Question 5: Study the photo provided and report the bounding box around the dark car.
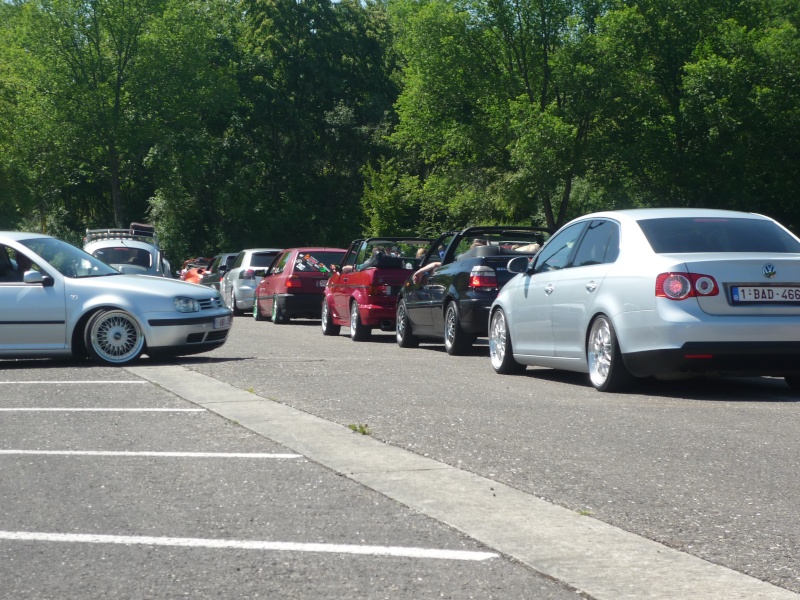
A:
[322,237,434,340]
[199,252,238,291]
[254,247,346,323]
[395,226,549,355]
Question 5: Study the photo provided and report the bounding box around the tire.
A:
[321,298,341,336]
[230,290,243,316]
[349,300,371,341]
[785,376,800,394]
[84,309,145,366]
[443,301,476,356]
[396,298,419,348]
[587,314,634,392]
[253,297,265,321]
[489,308,526,374]
[272,295,289,324]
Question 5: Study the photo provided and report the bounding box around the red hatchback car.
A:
[253,247,346,323]
[322,237,434,341]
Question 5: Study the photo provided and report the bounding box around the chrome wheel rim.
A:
[489,311,507,369]
[321,301,329,331]
[444,305,456,346]
[90,311,143,364]
[588,317,612,387]
[350,302,358,330]
[396,302,407,340]
[272,297,277,321]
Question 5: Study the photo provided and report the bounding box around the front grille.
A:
[206,330,228,342]
[186,333,205,343]
[198,297,224,310]
[186,330,229,344]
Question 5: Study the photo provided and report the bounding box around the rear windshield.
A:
[251,252,279,267]
[637,217,800,254]
[92,247,153,268]
[294,252,344,273]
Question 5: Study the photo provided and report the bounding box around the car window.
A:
[20,237,118,278]
[270,252,292,274]
[92,247,153,268]
[251,252,277,268]
[571,220,620,267]
[637,217,800,253]
[534,222,586,273]
[231,252,245,268]
[294,252,342,273]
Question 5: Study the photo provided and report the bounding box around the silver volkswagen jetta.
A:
[0,232,232,365]
[489,208,800,393]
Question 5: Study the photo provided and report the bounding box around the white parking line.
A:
[0,450,301,458]
[0,531,497,561]
[0,408,204,412]
[0,381,147,384]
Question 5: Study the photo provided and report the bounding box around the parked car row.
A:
[241,209,800,395]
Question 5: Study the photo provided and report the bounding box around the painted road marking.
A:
[0,381,147,384]
[0,408,204,412]
[0,450,301,458]
[0,531,497,561]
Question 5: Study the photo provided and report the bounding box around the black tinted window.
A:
[534,222,586,273]
[638,217,800,253]
[251,252,278,267]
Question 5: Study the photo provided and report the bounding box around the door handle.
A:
[545,284,554,295]
[586,281,597,292]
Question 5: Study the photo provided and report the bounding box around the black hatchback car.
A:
[396,226,549,355]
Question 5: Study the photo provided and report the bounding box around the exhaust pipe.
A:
[380,320,394,331]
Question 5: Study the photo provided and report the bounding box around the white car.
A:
[0,232,232,365]
[84,223,173,278]
[488,208,800,392]
[220,248,282,315]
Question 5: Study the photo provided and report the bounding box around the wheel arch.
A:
[71,305,149,358]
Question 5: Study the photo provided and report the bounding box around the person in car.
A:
[9,252,35,281]
[412,239,487,283]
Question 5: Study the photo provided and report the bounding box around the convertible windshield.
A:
[20,237,121,278]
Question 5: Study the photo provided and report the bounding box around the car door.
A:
[328,242,360,320]
[513,222,588,358]
[0,247,67,352]
[403,233,454,332]
[337,241,366,317]
[261,251,291,313]
[551,219,620,359]
[221,252,244,306]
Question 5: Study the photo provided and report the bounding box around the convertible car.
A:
[395,226,549,355]
[322,237,434,340]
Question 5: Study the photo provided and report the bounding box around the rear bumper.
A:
[456,298,492,335]
[623,342,800,378]
[357,302,398,327]
[277,293,325,318]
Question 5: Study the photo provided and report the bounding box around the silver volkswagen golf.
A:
[0,232,232,365]
[488,208,800,393]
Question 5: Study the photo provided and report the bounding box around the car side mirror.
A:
[506,256,531,275]
[253,269,267,277]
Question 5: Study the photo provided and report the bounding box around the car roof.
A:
[240,248,283,254]
[0,232,52,242]
[84,239,159,252]
[574,207,771,224]
[281,247,347,253]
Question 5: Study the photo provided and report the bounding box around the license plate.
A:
[213,315,232,329]
[317,279,328,287]
[731,286,800,303]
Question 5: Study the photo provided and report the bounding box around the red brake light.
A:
[656,272,719,300]
[469,266,497,290]
[242,269,255,280]
[285,275,302,288]
[368,285,390,296]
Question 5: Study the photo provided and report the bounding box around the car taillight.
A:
[242,269,255,280]
[368,285,390,296]
[286,275,302,288]
[656,272,719,300]
[469,266,497,290]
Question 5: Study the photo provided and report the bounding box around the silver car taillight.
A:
[656,272,719,300]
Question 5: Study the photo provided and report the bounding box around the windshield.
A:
[20,237,120,278]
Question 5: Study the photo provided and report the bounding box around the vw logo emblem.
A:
[763,264,777,279]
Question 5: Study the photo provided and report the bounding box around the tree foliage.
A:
[0,0,798,260]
